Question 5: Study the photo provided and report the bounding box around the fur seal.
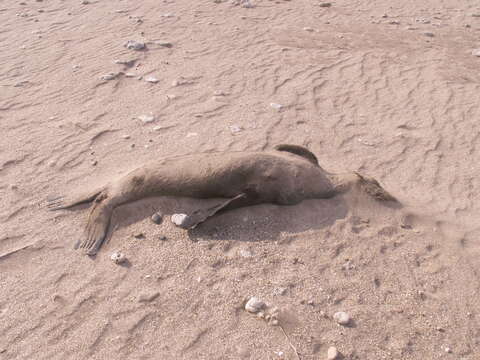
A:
[47,144,396,255]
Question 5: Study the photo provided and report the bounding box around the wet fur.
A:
[47,145,397,255]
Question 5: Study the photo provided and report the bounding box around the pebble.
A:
[110,252,126,264]
[327,346,339,360]
[270,102,283,111]
[273,287,287,296]
[245,297,265,313]
[133,232,145,239]
[122,134,131,139]
[319,2,331,7]
[91,160,98,166]
[333,311,351,325]
[472,49,480,57]
[114,59,136,67]
[145,76,159,83]
[138,291,160,303]
[124,40,146,51]
[239,249,253,258]
[230,125,243,134]
[423,32,435,37]
[303,27,314,32]
[471,13,480,17]
[171,213,188,227]
[138,114,155,123]
[444,346,452,353]
[153,40,173,48]
[151,212,163,224]
[125,73,136,77]
[100,73,118,81]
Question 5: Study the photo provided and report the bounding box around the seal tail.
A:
[46,187,104,211]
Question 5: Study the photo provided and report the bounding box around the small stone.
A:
[122,134,131,139]
[257,311,265,318]
[472,49,480,57]
[171,213,188,227]
[110,252,126,264]
[333,311,350,325]
[444,347,452,353]
[471,13,480,17]
[125,73,136,77]
[273,287,287,296]
[307,299,314,305]
[154,40,173,48]
[327,346,339,360]
[114,59,136,67]
[239,249,253,258]
[138,114,155,123]
[100,73,118,81]
[159,235,167,241]
[245,297,265,313]
[145,76,159,83]
[124,40,146,51]
[230,125,243,134]
[133,232,145,239]
[151,212,162,224]
[423,32,435,37]
[303,27,314,32]
[270,102,283,111]
[319,2,331,7]
[91,160,98,166]
[81,0,89,4]
[138,291,160,303]
[269,319,279,326]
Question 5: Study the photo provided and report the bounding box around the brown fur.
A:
[47,145,396,255]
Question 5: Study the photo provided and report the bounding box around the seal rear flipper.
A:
[75,200,113,255]
[274,144,319,166]
[180,192,255,229]
[46,187,104,211]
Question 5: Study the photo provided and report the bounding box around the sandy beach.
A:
[1,0,480,358]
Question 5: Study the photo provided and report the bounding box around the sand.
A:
[1,0,480,359]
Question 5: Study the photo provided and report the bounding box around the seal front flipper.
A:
[180,192,256,229]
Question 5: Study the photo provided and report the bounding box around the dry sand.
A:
[1,0,480,359]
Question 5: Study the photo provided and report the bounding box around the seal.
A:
[47,144,396,255]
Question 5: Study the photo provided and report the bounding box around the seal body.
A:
[47,145,395,255]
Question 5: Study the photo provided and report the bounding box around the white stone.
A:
[100,73,118,81]
[171,213,188,227]
[124,40,145,50]
[145,76,159,83]
[110,252,126,264]
[138,114,155,123]
[472,49,480,57]
[327,346,339,359]
[333,311,350,325]
[239,249,253,257]
[245,297,265,313]
[230,125,243,134]
[270,102,283,111]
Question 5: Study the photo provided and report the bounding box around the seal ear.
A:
[354,172,397,202]
[274,144,319,166]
